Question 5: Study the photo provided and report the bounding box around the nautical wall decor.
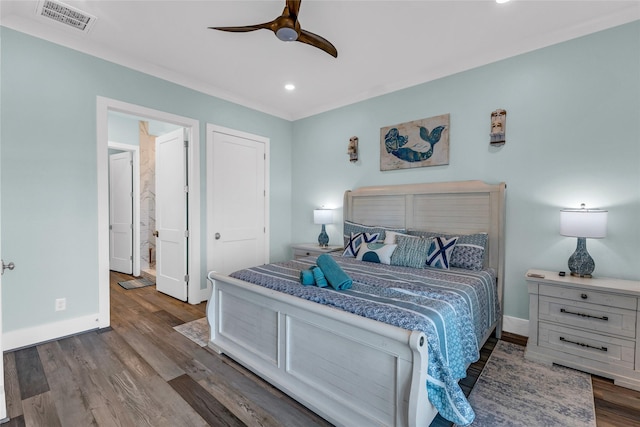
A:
[490,109,507,146]
[380,114,449,171]
[348,136,359,163]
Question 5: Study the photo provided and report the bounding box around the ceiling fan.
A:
[209,0,338,58]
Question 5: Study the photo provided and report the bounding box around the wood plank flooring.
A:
[2,271,639,426]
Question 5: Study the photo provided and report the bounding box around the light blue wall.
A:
[1,20,638,339]
[108,113,139,145]
[1,27,293,333]
[291,21,640,321]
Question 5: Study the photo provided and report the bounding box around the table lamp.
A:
[560,204,607,278]
[313,209,333,247]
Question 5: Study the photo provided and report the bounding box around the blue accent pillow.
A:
[408,231,487,270]
[343,220,406,246]
[356,243,397,265]
[390,235,433,269]
[426,236,459,269]
[342,232,380,257]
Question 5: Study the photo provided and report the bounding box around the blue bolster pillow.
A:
[299,269,315,286]
[317,254,353,290]
[310,266,328,288]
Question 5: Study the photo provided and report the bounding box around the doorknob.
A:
[153,230,159,237]
[215,233,221,240]
[1,259,15,275]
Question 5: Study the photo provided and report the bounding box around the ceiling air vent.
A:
[35,0,97,33]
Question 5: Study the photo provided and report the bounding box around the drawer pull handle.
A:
[580,293,588,299]
[560,308,608,321]
[559,336,608,352]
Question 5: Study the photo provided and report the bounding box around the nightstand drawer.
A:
[293,248,317,258]
[539,322,635,369]
[539,296,637,338]
[539,284,637,310]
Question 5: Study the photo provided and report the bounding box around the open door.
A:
[109,151,133,274]
[155,128,188,301]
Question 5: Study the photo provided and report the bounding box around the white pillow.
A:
[383,230,411,244]
[356,243,398,265]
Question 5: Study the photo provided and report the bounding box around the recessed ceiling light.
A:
[284,83,295,91]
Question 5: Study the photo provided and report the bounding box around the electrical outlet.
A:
[55,298,66,311]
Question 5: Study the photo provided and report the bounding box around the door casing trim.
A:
[97,96,202,328]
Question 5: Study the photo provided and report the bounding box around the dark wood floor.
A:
[3,271,640,426]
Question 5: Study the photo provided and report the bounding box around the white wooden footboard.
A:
[207,271,437,427]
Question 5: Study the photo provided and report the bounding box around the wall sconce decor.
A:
[313,209,333,247]
[348,136,359,163]
[560,203,608,278]
[490,109,507,146]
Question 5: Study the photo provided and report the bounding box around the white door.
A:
[109,151,133,274]
[208,129,267,275]
[156,128,188,301]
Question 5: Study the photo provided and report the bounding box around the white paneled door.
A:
[155,128,188,301]
[109,151,133,274]
[207,128,268,276]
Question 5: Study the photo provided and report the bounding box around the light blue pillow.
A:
[426,236,459,270]
[356,243,397,265]
[390,235,433,269]
[342,232,380,257]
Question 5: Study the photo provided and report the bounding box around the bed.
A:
[206,180,506,427]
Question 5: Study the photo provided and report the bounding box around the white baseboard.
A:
[502,315,529,337]
[3,314,101,351]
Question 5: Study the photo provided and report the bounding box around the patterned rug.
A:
[117,277,155,290]
[459,341,596,427]
[173,317,209,347]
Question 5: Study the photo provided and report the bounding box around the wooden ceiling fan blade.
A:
[286,0,301,18]
[298,29,338,58]
[209,21,273,33]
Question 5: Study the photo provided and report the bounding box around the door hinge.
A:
[130,191,134,198]
[184,185,189,193]
[184,230,189,238]
[109,224,113,230]
[129,256,133,261]
[184,140,188,148]
[184,274,189,282]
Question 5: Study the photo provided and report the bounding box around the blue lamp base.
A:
[318,224,329,247]
[568,237,595,278]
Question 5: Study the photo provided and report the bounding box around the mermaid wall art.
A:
[380,114,450,171]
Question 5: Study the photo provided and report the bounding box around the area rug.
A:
[173,317,209,347]
[458,341,596,427]
[117,277,155,290]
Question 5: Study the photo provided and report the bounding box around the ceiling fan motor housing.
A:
[276,26,298,41]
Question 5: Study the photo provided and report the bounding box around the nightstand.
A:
[525,269,640,391]
[291,243,343,259]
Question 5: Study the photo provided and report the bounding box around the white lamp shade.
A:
[313,209,333,225]
[560,209,607,238]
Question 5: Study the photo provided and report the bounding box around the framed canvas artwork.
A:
[380,114,449,171]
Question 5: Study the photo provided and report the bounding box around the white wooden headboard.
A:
[343,180,506,308]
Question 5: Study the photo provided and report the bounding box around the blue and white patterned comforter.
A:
[229,255,500,425]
